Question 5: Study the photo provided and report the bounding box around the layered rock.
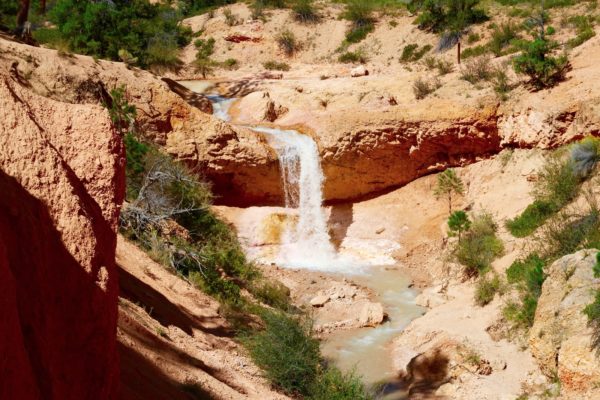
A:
[0,68,124,398]
[529,250,600,395]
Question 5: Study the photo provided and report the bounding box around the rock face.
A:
[233,91,288,124]
[0,69,124,398]
[529,250,600,394]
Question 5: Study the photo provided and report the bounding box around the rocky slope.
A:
[0,67,124,399]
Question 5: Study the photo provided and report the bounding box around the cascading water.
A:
[251,126,351,270]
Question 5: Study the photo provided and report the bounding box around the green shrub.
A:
[541,208,600,260]
[401,43,432,62]
[448,210,471,241]
[534,153,579,207]
[513,29,569,89]
[475,274,502,306]
[223,8,237,26]
[455,212,504,276]
[221,58,239,69]
[309,366,373,400]
[263,60,291,71]
[277,29,300,56]
[293,0,319,23]
[342,0,375,44]
[593,252,600,278]
[245,310,320,395]
[506,200,557,237]
[251,281,291,311]
[338,48,368,63]
[506,254,545,291]
[145,33,182,71]
[410,0,487,33]
[489,22,520,57]
[567,15,596,49]
[461,44,488,59]
[492,67,511,100]
[49,0,191,67]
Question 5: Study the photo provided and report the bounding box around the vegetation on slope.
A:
[106,86,374,399]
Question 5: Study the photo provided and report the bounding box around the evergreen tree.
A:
[434,169,465,214]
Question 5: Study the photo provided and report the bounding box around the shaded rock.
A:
[161,78,213,114]
[529,250,600,393]
[234,91,288,123]
[0,73,124,399]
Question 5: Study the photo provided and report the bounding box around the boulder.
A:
[0,72,124,399]
[529,250,600,394]
[310,295,330,307]
[351,65,369,77]
[234,91,288,124]
[358,302,385,327]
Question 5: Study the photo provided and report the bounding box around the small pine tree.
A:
[434,169,465,214]
[513,1,568,89]
[448,210,471,242]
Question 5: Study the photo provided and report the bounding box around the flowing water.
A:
[199,91,423,392]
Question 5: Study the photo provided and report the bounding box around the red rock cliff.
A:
[0,72,125,399]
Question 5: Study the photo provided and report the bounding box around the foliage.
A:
[570,137,600,178]
[223,8,237,26]
[338,49,368,64]
[412,76,439,99]
[506,200,556,237]
[251,281,292,311]
[49,0,191,67]
[401,43,432,62]
[567,15,596,48]
[409,0,488,36]
[194,37,216,78]
[263,60,291,70]
[460,56,493,83]
[342,0,375,44]
[512,12,569,89]
[448,210,471,241]
[104,85,137,135]
[583,290,600,351]
[436,59,454,75]
[492,67,511,100]
[455,212,504,276]
[145,33,182,71]
[593,252,600,278]
[461,44,487,59]
[433,168,464,213]
[293,0,319,23]
[489,22,521,56]
[244,310,320,396]
[506,254,545,291]
[309,366,373,400]
[474,274,502,306]
[277,29,300,56]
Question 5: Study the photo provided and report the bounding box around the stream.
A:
[183,85,423,395]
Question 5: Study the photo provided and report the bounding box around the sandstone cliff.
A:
[0,70,125,398]
[529,250,600,397]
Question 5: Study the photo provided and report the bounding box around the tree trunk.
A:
[40,0,46,14]
[448,192,452,215]
[457,40,461,65]
[16,0,30,35]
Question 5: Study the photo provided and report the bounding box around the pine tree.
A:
[434,169,464,214]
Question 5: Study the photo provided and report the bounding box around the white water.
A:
[251,126,358,271]
[205,95,237,122]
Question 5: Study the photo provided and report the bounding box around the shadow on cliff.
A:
[0,170,118,399]
[118,266,234,338]
[376,349,450,400]
[327,203,354,251]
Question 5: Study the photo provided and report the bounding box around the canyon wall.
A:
[0,70,125,398]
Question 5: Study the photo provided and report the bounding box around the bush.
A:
[513,33,569,89]
[293,0,319,23]
[338,48,368,63]
[571,137,600,178]
[492,67,511,100]
[263,60,291,71]
[461,44,488,59]
[533,152,579,207]
[474,274,502,306]
[506,254,545,289]
[251,281,291,311]
[342,0,374,44]
[309,366,373,400]
[460,56,493,84]
[49,0,191,67]
[455,212,504,276]
[277,29,300,56]
[506,200,557,237]
[245,311,320,395]
[223,8,237,26]
[413,77,439,99]
[436,59,454,75]
[221,58,239,69]
[145,33,182,71]
[401,43,432,63]
[489,22,520,57]
[567,15,596,49]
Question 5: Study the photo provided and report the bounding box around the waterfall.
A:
[207,95,361,271]
[251,127,346,269]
